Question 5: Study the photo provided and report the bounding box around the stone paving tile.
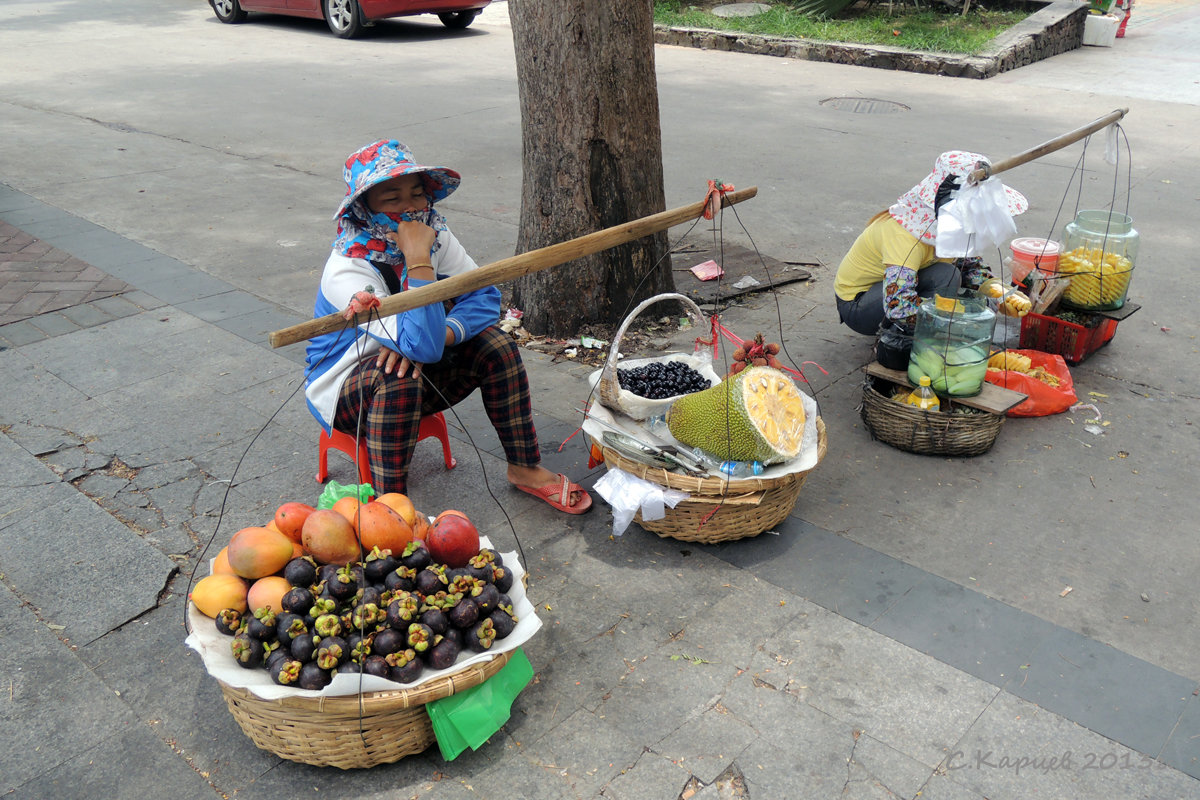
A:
[1008,627,1196,762]
[935,691,1200,800]
[7,721,221,800]
[0,584,143,795]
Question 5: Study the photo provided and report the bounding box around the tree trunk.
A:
[508,0,673,338]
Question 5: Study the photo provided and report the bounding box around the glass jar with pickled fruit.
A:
[1058,210,1138,311]
[907,292,996,397]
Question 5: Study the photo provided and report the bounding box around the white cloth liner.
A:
[184,536,541,701]
[582,390,821,478]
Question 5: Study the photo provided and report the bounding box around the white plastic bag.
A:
[936,178,1018,258]
[593,468,690,537]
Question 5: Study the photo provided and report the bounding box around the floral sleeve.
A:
[956,257,993,291]
[882,263,921,327]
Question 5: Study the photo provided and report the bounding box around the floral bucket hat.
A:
[333,139,461,220]
[889,150,1028,244]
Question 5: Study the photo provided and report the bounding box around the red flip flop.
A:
[516,473,593,515]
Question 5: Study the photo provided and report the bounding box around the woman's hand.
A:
[387,221,436,266]
[376,346,423,380]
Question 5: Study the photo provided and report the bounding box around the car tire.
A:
[325,0,365,38]
[438,10,480,29]
[211,0,248,23]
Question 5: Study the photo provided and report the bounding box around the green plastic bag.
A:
[316,480,375,510]
[426,648,534,761]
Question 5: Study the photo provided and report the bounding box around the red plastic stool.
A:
[317,412,456,484]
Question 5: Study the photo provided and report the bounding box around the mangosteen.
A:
[386,593,421,629]
[423,635,461,670]
[478,547,503,567]
[406,622,434,653]
[298,661,332,691]
[442,626,464,647]
[448,574,483,599]
[465,618,497,653]
[414,566,447,596]
[384,566,417,594]
[265,646,291,672]
[371,627,406,657]
[315,635,349,669]
[312,612,342,639]
[281,586,316,616]
[359,585,384,609]
[488,607,516,640]
[351,601,383,631]
[338,606,356,634]
[336,660,362,675]
[290,633,318,663]
[475,583,500,616]
[327,564,360,603]
[283,555,318,588]
[363,547,400,585]
[270,658,303,686]
[420,607,448,636]
[496,593,513,612]
[359,654,388,678]
[443,566,471,584]
[490,565,515,594]
[317,562,341,586]
[214,608,243,636]
[447,596,480,630]
[347,632,373,663]
[275,612,308,648]
[421,590,457,612]
[466,553,495,583]
[231,633,265,668]
[386,649,423,684]
[399,540,432,571]
[308,596,338,621]
[245,607,278,642]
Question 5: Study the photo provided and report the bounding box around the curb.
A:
[653,0,1088,78]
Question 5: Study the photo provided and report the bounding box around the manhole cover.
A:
[712,3,771,17]
[819,97,911,114]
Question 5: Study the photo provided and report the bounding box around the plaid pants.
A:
[333,325,540,494]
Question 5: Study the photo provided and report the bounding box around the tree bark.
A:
[508,0,673,338]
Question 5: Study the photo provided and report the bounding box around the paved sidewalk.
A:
[2,186,1198,799]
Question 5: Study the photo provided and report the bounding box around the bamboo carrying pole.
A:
[268,186,758,349]
[967,107,1128,184]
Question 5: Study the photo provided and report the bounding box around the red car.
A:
[209,0,492,38]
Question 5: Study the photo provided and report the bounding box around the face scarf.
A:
[331,197,448,286]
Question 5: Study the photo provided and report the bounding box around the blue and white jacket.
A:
[304,228,500,432]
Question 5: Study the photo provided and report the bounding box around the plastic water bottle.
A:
[689,447,764,479]
[719,459,765,479]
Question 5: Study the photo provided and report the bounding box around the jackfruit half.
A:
[666,366,807,464]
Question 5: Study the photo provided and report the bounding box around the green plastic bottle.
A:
[903,376,941,412]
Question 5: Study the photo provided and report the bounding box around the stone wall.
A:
[653,1,1089,79]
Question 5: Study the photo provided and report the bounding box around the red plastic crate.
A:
[1019,311,1118,364]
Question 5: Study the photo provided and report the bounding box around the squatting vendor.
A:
[834,150,1030,338]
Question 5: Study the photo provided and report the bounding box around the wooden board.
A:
[865,361,1028,415]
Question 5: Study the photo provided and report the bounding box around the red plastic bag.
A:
[984,349,1077,417]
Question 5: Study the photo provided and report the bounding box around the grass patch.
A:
[653,1,1032,55]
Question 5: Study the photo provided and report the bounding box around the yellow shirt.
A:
[834,214,937,301]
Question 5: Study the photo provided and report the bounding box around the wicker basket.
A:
[860,376,1004,456]
[596,417,827,543]
[218,650,512,769]
[597,292,714,420]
